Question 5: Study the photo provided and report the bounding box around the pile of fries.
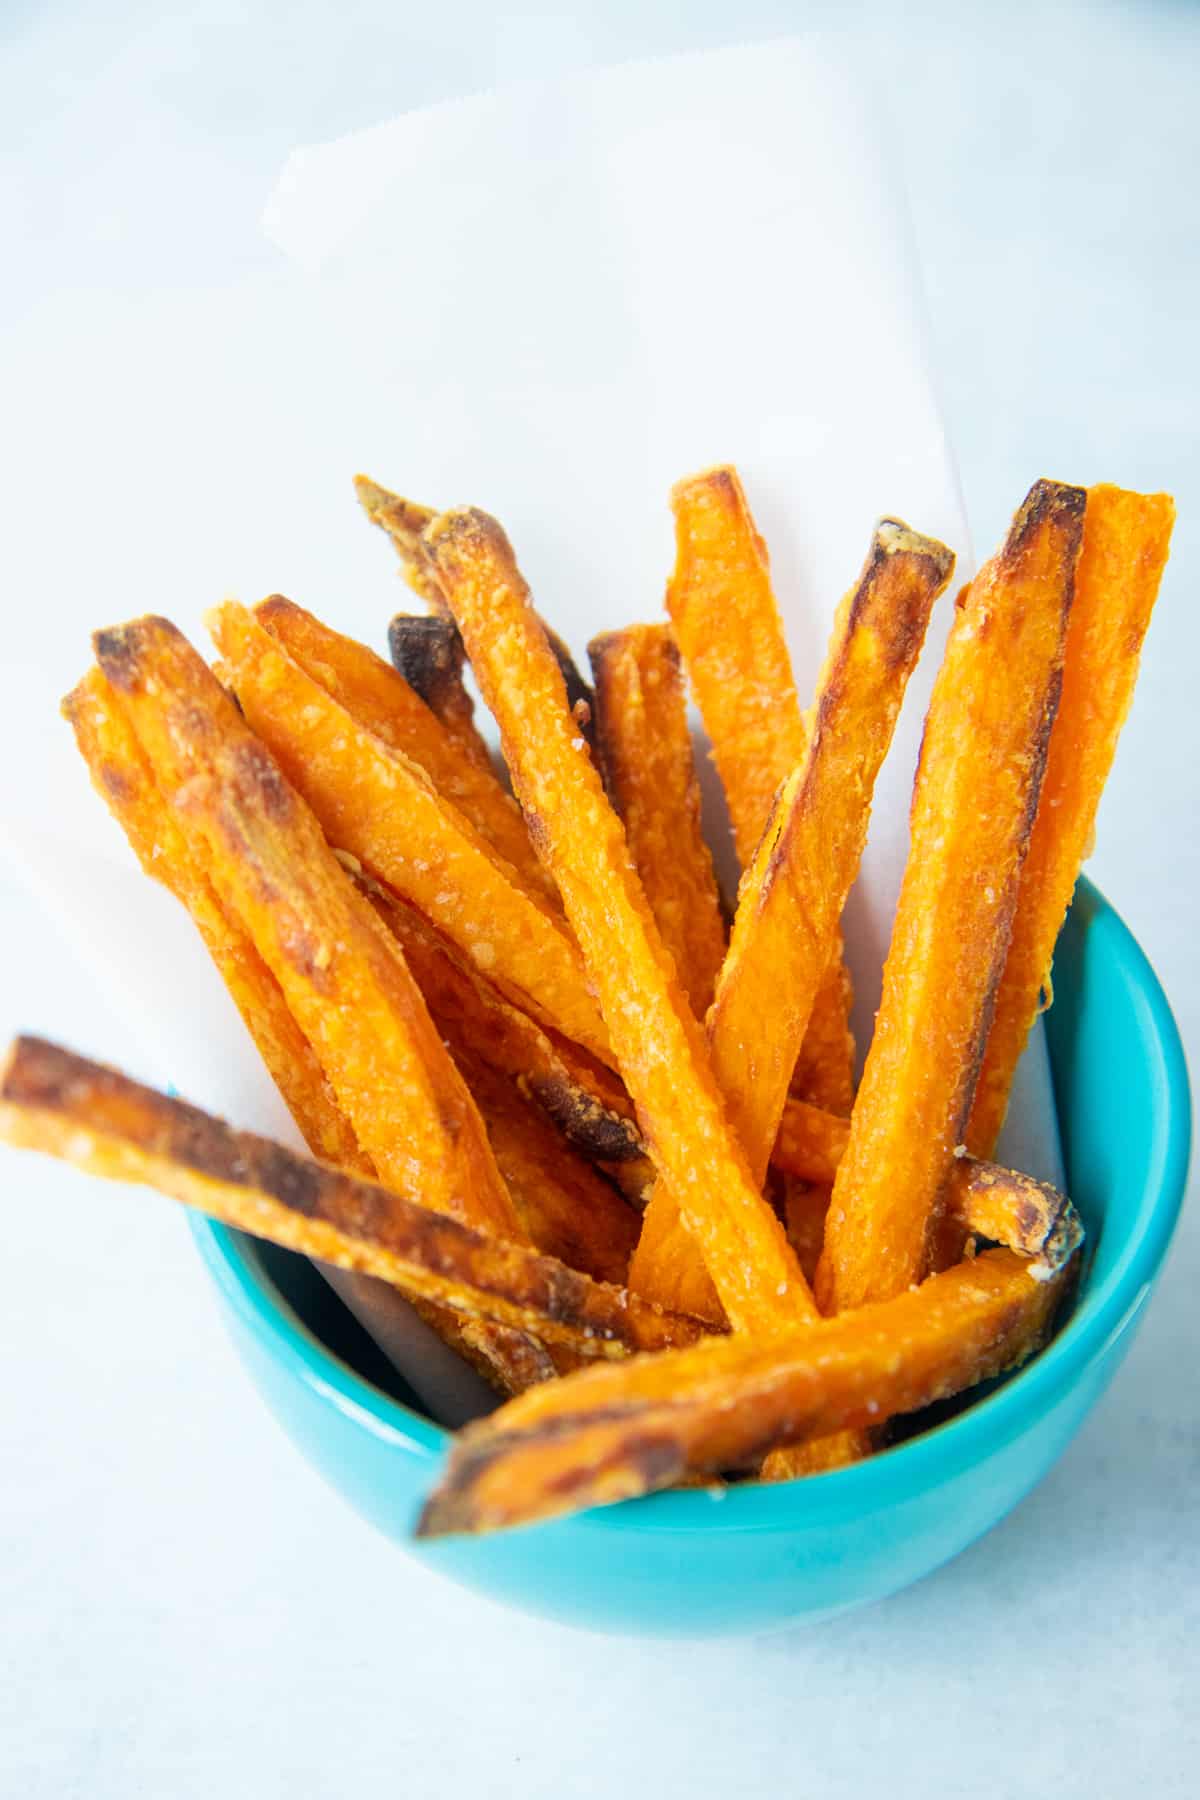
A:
[0,466,1173,1536]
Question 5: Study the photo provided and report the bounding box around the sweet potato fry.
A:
[630,1146,1080,1331]
[256,595,554,902]
[62,667,368,1176]
[772,1095,848,1184]
[387,612,496,777]
[771,1101,1081,1266]
[588,624,727,1017]
[62,663,553,1393]
[708,519,952,1177]
[355,475,442,607]
[416,1246,1071,1535]
[0,1038,705,1361]
[207,602,611,1064]
[453,1049,638,1287]
[817,479,1086,1313]
[967,484,1175,1155]
[630,519,953,1321]
[359,472,597,747]
[92,615,525,1242]
[353,873,643,1164]
[425,507,812,1336]
[667,465,855,1112]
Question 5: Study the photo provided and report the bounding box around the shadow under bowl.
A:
[189,878,1190,1636]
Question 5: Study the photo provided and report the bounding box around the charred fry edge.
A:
[0,1038,707,1360]
[417,1246,1072,1535]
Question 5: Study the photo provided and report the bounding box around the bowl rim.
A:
[190,877,1191,1535]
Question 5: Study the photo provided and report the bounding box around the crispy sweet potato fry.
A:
[967,484,1175,1155]
[667,465,855,1112]
[425,507,813,1336]
[630,1148,1080,1331]
[417,1246,1071,1535]
[256,596,554,902]
[61,664,551,1393]
[630,519,953,1323]
[588,624,727,1017]
[772,1094,849,1184]
[359,472,597,747]
[0,1038,705,1361]
[387,612,496,777]
[355,476,443,607]
[93,615,526,1242]
[62,668,368,1175]
[207,602,611,1064]
[817,479,1086,1313]
[453,1049,638,1287]
[354,873,643,1165]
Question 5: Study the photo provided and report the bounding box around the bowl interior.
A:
[193,876,1190,1530]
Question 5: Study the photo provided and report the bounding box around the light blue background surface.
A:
[1,3,1196,1794]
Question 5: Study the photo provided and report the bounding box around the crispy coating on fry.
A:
[711,519,952,1178]
[62,667,368,1175]
[357,876,644,1164]
[631,519,953,1325]
[355,476,442,606]
[588,624,727,1017]
[417,1247,1070,1535]
[772,1094,849,1184]
[93,615,525,1242]
[62,662,549,1394]
[632,1150,1081,1329]
[667,467,805,856]
[208,602,611,1064]
[817,479,1086,1313]
[257,596,554,901]
[359,472,596,747]
[425,507,812,1336]
[0,1038,706,1361]
[667,465,856,1111]
[967,484,1175,1155]
[387,612,496,777]
[454,1049,638,1287]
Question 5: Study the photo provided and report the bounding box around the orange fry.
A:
[62,663,553,1393]
[357,875,644,1165]
[257,595,554,902]
[359,472,597,746]
[588,624,727,1018]
[630,518,953,1318]
[667,465,855,1112]
[92,615,524,1242]
[387,611,496,777]
[207,601,610,1065]
[0,1039,705,1362]
[817,479,1086,1313]
[425,508,812,1336]
[62,667,368,1175]
[355,475,442,607]
[417,1246,1071,1535]
[967,484,1175,1155]
[454,1050,638,1287]
[632,1144,1080,1330]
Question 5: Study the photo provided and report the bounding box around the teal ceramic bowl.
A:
[190,878,1189,1636]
